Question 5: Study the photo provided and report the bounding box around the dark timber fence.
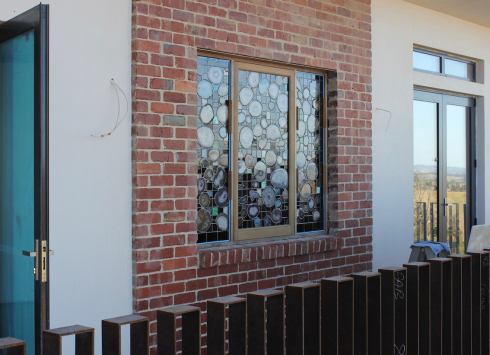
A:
[2,251,490,355]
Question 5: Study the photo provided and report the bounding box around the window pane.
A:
[196,56,231,243]
[445,58,474,79]
[296,72,324,233]
[413,100,438,243]
[237,70,290,229]
[413,51,441,73]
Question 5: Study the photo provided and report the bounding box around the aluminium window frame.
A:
[197,50,329,244]
[413,47,476,82]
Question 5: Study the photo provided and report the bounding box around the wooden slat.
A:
[379,267,406,355]
[403,262,430,355]
[321,277,353,355]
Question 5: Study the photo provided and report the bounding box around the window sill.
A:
[198,234,340,269]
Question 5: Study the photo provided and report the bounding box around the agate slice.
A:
[213,167,226,188]
[275,199,282,208]
[248,100,262,117]
[203,167,214,180]
[216,213,229,231]
[266,124,281,141]
[312,209,321,222]
[270,208,282,224]
[208,66,223,84]
[219,154,228,167]
[262,186,276,208]
[260,118,268,129]
[198,126,214,148]
[302,101,311,115]
[238,160,247,175]
[219,126,228,138]
[277,93,289,113]
[297,121,306,137]
[208,149,219,162]
[308,197,315,211]
[218,83,229,97]
[197,178,205,193]
[199,193,210,207]
[241,208,248,217]
[259,78,269,95]
[197,80,213,99]
[306,162,318,181]
[239,87,253,106]
[303,88,310,99]
[279,116,287,128]
[264,215,272,227]
[296,152,306,168]
[253,161,267,182]
[245,155,255,169]
[238,112,246,123]
[248,72,260,87]
[238,196,248,205]
[215,187,229,207]
[270,169,288,189]
[299,183,312,200]
[254,218,262,228]
[248,204,260,219]
[200,104,214,124]
[197,209,211,232]
[268,83,279,99]
[253,124,263,137]
[200,158,210,169]
[297,209,305,220]
[258,138,268,149]
[265,150,277,167]
[217,105,228,123]
[249,190,260,200]
[307,115,318,133]
[240,127,254,149]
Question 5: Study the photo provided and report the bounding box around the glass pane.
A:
[296,72,324,232]
[237,70,289,229]
[413,100,438,244]
[196,56,231,243]
[445,58,474,80]
[446,105,467,254]
[0,29,35,355]
[413,51,441,73]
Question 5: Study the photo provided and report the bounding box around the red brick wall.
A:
[131,0,372,350]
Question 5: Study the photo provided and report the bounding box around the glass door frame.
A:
[0,4,49,354]
[413,89,476,251]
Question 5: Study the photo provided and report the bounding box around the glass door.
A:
[413,91,475,254]
[0,5,49,355]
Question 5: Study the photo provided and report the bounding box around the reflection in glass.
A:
[413,100,438,244]
[196,56,231,243]
[237,70,289,229]
[296,72,324,232]
[445,59,474,80]
[413,51,441,73]
[446,105,467,254]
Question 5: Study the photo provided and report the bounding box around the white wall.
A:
[0,1,133,353]
[372,0,490,269]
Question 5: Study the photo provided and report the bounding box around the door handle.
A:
[22,250,37,257]
[21,240,48,282]
[442,197,449,217]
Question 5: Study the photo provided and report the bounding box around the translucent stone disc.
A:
[310,80,319,97]
[259,78,269,95]
[296,152,306,168]
[248,204,260,219]
[216,213,229,231]
[268,83,279,99]
[254,218,262,228]
[245,154,255,169]
[260,118,268,129]
[265,150,277,166]
[264,215,272,226]
[303,88,310,99]
[217,105,228,123]
[239,196,248,205]
[199,193,210,207]
[253,161,267,182]
[215,187,229,207]
[258,138,267,149]
[197,126,214,148]
[307,115,318,133]
[219,126,228,138]
[218,83,229,97]
[312,209,321,221]
[249,190,260,200]
[277,156,283,165]
[238,112,246,123]
[275,199,282,208]
[200,158,210,169]
[248,100,262,117]
[208,149,219,162]
[208,66,223,84]
[297,120,306,137]
[277,93,289,113]
[238,160,247,175]
[204,167,214,181]
[197,178,205,193]
[302,100,311,115]
[200,104,214,124]
[262,186,276,208]
[197,209,211,232]
[213,167,227,188]
[299,183,312,200]
[266,124,281,141]
[239,87,254,106]
[253,124,263,137]
[197,80,213,99]
[219,154,228,167]
[270,169,288,189]
[270,208,282,224]
[279,116,287,128]
[298,170,305,183]
[306,162,318,181]
[308,197,315,211]
[239,127,254,149]
[248,72,260,87]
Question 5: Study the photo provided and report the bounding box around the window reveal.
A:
[196,55,326,243]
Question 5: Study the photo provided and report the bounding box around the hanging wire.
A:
[91,79,129,138]
[376,108,392,132]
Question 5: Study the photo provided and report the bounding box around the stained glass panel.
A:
[237,70,290,229]
[197,56,231,243]
[296,71,324,232]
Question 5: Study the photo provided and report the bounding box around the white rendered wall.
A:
[372,0,490,269]
[0,1,132,353]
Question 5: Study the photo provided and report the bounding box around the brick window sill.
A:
[198,234,340,269]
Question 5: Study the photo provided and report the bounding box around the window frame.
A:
[197,51,329,244]
[413,47,476,82]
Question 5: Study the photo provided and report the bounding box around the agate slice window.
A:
[196,55,326,243]
[196,57,231,243]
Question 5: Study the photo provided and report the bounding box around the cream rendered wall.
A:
[0,1,132,353]
[372,0,490,269]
